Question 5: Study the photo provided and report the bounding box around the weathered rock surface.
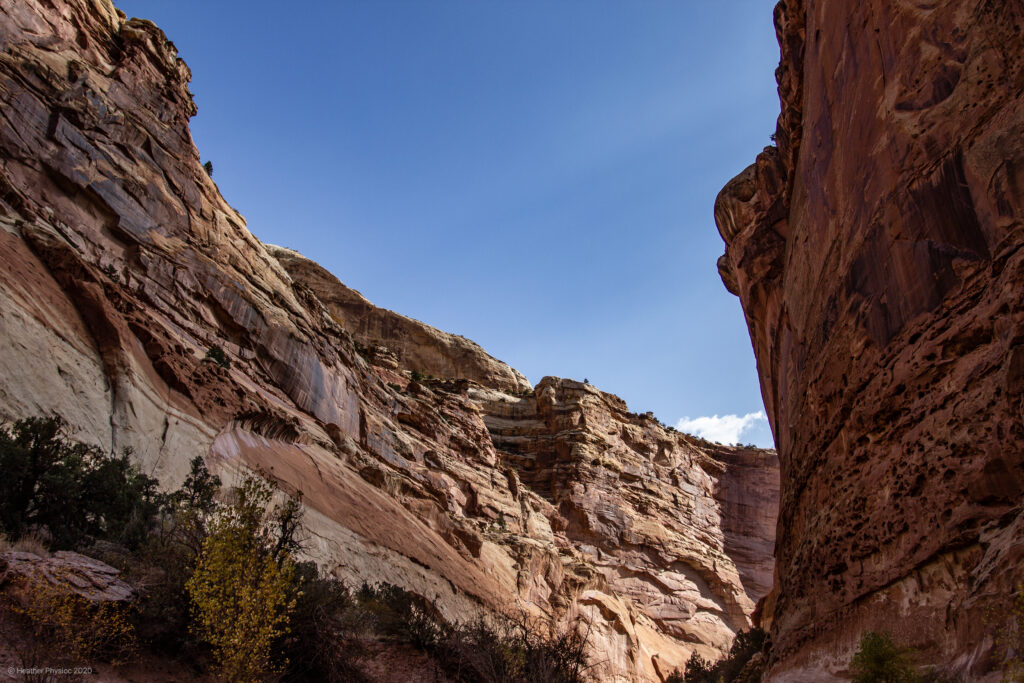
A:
[0,0,778,679]
[473,378,780,677]
[1,551,134,603]
[716,0,1024,679]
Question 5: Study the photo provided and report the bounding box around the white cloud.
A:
[676,411,766,445]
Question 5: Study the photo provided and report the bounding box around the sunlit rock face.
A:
[0,0,779,679]
[272,246,532,395]
[716,0,1024,679]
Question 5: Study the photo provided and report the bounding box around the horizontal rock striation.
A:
[716,0,1024,679]
[473,377,779,677]
[0,0,778,680]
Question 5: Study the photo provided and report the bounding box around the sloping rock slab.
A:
[1,551,133,603]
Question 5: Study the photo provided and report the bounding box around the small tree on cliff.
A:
[203,160,213,177]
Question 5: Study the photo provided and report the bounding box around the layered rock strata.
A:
[0,0,778,679]
[716,0,1024,679]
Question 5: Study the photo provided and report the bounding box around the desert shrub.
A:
[356,581,443,648]
[671,627,768,683]
[12,572,137,663]
[185,474,298,681]
[134,456,222,651]
[850,632,919,683]
[0,416,162,550]
[280,563,368,682]
[204,345,230,369]
[203,160,213,177]
[435,614,591,683]
[346,582,590,682]
[11,637,61,683]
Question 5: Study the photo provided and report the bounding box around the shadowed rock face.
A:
[716,0,1024,679]
[0,1,779,680]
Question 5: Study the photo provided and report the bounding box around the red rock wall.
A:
[716,0,1024,679]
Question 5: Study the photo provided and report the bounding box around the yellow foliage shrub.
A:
[12,573,136,664]
[186,475,297,681]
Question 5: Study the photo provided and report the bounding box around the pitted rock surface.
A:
[716,1,1024,679]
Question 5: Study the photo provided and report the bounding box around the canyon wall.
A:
[0,1,778,679]
[716,0,1024,679]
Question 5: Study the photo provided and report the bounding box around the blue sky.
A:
[114,1,781,447]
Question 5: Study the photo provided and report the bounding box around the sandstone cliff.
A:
[0,1,778,680]
[716,0,1024,679]
[271,246,531,394]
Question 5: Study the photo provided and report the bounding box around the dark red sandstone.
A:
[716,1,1024,679]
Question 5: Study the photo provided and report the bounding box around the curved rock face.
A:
[716,0,1024,679]
[0,1,779,680]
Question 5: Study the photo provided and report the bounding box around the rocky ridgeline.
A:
[716,0,1024,679]
[0,1,778,680]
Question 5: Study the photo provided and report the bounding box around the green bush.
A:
[204,345,230,369]
[850,632,919,683]
[670,627,767,683]
[134,456,222,652]
[0,416,161,550]
[203,160,213,177]
[672,653,711,682]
